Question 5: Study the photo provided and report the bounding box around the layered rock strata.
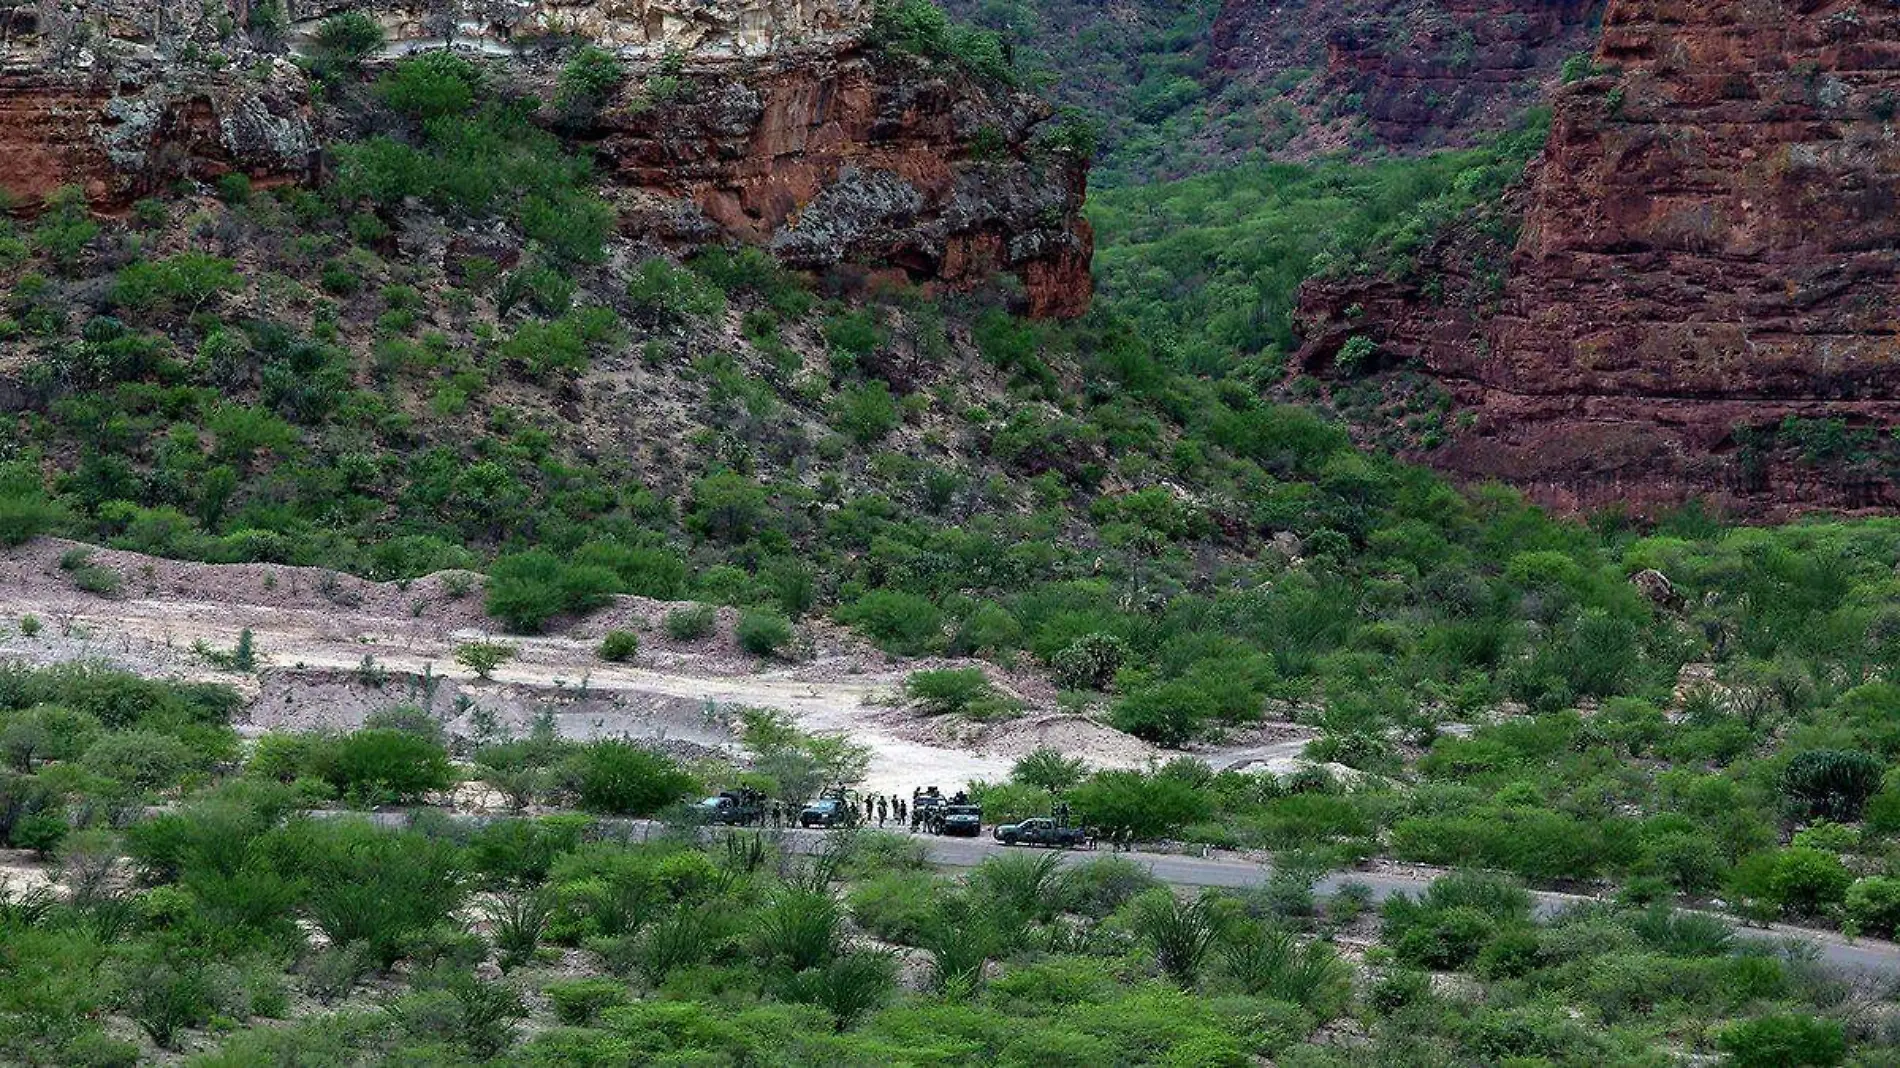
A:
[1301,0,1900,514]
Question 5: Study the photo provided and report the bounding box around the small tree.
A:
[310,12,385,78]
[556,46,624,117]
[456,641,517,680]
[1011,747,1088,792]
[320,729,455,805]
[562,741,695,816]
[666,604,717,641]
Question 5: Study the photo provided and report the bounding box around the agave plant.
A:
[1131,889,1218,987]
[1219,921,1352,1016]
[484,887,555,971]
[751,888,841,972]
[782,950,896,1031]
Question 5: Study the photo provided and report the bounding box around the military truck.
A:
[936,803,983,837]
[696,789,765,825]
[798,787,859,829]
[993,816,1089,848]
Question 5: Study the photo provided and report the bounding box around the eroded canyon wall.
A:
[1211,0,1604,154]
[0,0,1090,315]
[1303,0,1900,514]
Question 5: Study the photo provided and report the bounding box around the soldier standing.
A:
[864,795,875,822]
[876,796,888,825]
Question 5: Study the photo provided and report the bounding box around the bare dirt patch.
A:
[0,539,1313,794]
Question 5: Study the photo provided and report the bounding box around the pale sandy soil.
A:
[0,539,1317,794]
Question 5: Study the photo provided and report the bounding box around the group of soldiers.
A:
[731,787,977,832]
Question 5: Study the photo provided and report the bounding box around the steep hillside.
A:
[0,0,1090,314]
[941,0,1601,181]
[1299,0,1900,516]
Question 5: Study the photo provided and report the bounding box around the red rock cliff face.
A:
[596,49,1093,317]
[1212,0,1603,154]
[0,64,318,210]
[1303,0,1900,515]
[0,1,1090,317]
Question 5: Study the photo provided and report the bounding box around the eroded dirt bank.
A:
[0,539,1314,793]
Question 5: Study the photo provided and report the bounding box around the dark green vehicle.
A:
[936,803,982,837]
[799,796,857,828]
[696,789,764,826]
[993,816,1089,848]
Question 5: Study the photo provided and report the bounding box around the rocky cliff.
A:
[0,0,1090,316]
[1211,0,1604,155]
[1300,0,1900,514]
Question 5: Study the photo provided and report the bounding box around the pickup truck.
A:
[992,817,1088,848]
[695,793,763,826]
[799,797,857,829]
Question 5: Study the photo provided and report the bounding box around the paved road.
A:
[761,825,1900,979]
[346,810,1900,979]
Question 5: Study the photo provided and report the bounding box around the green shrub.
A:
[666,604,717,641]
[319,729,454,805]
[189,189,244,234]
[832,381,902,444]
[1112,681,1215,748]
[1060,856,1162,919]
[389,969,525,1057]
[1049,633,1129,691]
[903,668,993,715]
[112,253,241,314]
[310,12,385,76]
[378,52,482,119]
[544,977,629,1024]
[455,641,516,680]
[736,611,793,658]
[71,564,124,597]
[1717,1014,1846,1067]
[573,542,689,599]
[273,818,469,968]
[1844,876,1900,938]
[836,590,943,656]
[1731,847,1851,918]
[1070,769,1213,840]
[751,889,842,971]
[486,551,621,633]
[1127,888,1218,986]
[685,471,771,544]
[626,258,724,327]
[562,741,695,816]
[1781,749,1884,822]
[556,46,624,116]
[112,942,227,1049]
[0,491,64,546]
[81,730,198,790]
[1390,905,1495,969]
[782,949,896,1028]
[1011,747,1089,792]
[598,630,640,662]
[847,870,947,944]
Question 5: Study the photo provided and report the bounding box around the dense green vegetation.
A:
[1089,117,1541,372]
[0,664,1878,1065]
[4,10,1900,1061]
